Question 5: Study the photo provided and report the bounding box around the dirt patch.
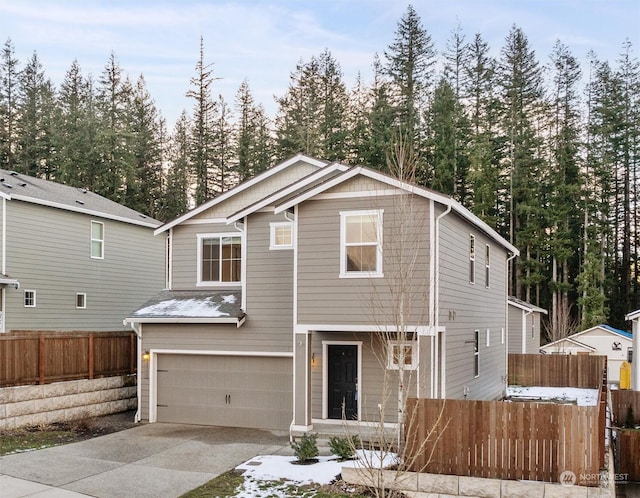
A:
[1,410,138,455]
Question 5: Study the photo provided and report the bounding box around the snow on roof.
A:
[128,290,244,320]
[506,386,599,406]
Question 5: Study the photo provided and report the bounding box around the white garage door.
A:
[156,354,293,430]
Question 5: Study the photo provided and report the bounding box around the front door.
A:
[327,344,358,419]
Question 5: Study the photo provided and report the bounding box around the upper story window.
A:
[485,244,490,288]
[270,222,293,250]
[474,330,480,377]
[469,234,475,284]
[340,209,383,278]
[197,234,242,285]
[91,221,104,259]
[24,290,36,307]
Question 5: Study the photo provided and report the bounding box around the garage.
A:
[155,354,293,430]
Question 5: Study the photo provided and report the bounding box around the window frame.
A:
[90,221,104,259]
[469,234,476,284]
[339,209,384,278]
[76,293,87,309]
[474,330,480,377]
[387,340,418,370]
[269,222,293,250]
[485,244,490,288]
[24,290,36,308]
[196,233,243,286]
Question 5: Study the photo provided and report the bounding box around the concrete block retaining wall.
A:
[341,467,614,498]
[0,375,136,430]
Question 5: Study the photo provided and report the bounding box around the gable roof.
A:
[540,337,597,352]
[508,296,548,314]
[0,169,160,228]
[542,325,633,351]
[273,165,519,255]
[156,154,329,234]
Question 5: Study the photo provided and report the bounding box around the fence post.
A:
[38,335,45,384]
[88,334,94,379]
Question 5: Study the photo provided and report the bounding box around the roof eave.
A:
[124,316,245,326]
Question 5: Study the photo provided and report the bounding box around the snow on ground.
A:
[234,450,397,497]
[506,385,599,406]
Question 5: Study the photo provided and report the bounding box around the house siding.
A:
[296,193,431,327]
[437,207,508,401]
[4,200,165,331]
[508,308,524,354]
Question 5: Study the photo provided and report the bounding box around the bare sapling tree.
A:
[340,134,449,497]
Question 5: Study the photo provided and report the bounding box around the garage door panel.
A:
[155,354,292,430]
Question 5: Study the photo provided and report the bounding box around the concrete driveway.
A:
[0,423,292,498]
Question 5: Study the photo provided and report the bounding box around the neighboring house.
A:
[540,324,633,384]
[507,297,547,354]
[125,155,519,432]
[0,169,166,333]
[625,309,639,390]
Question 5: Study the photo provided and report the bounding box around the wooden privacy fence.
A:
[0,331,136,387]
[508,353,606,388]
[611,390,640,426]
[614,430,640,481]
[406,397,604,486]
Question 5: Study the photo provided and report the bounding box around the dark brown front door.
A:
[327,344,358,419]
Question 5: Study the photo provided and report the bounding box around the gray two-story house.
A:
[0,169,166,333]
[125,155,518,432]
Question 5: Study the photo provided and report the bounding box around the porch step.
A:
[291,424,400,452]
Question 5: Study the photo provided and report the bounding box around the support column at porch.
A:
[292,330,312,431]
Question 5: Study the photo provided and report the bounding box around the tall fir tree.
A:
[364,53,395,171]
[0,39,20,170]
[186,36,218,205]
[210,94,235,193]
[160,111,192,221]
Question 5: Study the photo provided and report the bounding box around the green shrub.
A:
[624,405,635,429]
[329,435,357,460]
[290,433,318,462]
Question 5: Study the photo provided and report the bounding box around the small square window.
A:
[24,290,36,307]
[387,341,417,370]
[270,222,293,250]
[76,293,86,309]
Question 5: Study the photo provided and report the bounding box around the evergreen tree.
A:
[127,74,164,216]
[364,54,395,171]
[16,51,57,178]
[186,36,217,205]
[0,39,20,170]
[346,72,371,165]
[498,25,546,300]
[160,111,191,221]
[234,79,272,181]
[210,94,235,193]
[384,4,435,148]
[94,52,134,202]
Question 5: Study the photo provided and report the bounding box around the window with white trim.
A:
[340,209,383,277]
[24,290,36,307]
[485,244,490,288]
[486,328,490,347]
[387,341,417,370]
[474,330,480,377]
[197,234,242,284]
[469,234,475,284]
[76,293,86,309]
[501,327,505,344]
[91,221,104,259]
[270,222,293,250]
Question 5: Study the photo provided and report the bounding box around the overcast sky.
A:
[1,0,638,127]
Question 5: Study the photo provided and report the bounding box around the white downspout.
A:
[126,321,143,423]
[432,201,452,398]
[2,197,6,333]
[522,309,533,354]
[505,253,517,392]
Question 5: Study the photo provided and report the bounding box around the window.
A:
[501,327,505,344]
[469,235,475,284]
[387,341,417,370]
[24,290,36,307]
[486,328,490,347]
[76,293,86,309]
[340,210,383,277]
[485,244,490,287]
[91,221,104,259]
[629,348,634,363]
[270,222,293,250]
[474,330,479,377]
[197,234,242,284]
